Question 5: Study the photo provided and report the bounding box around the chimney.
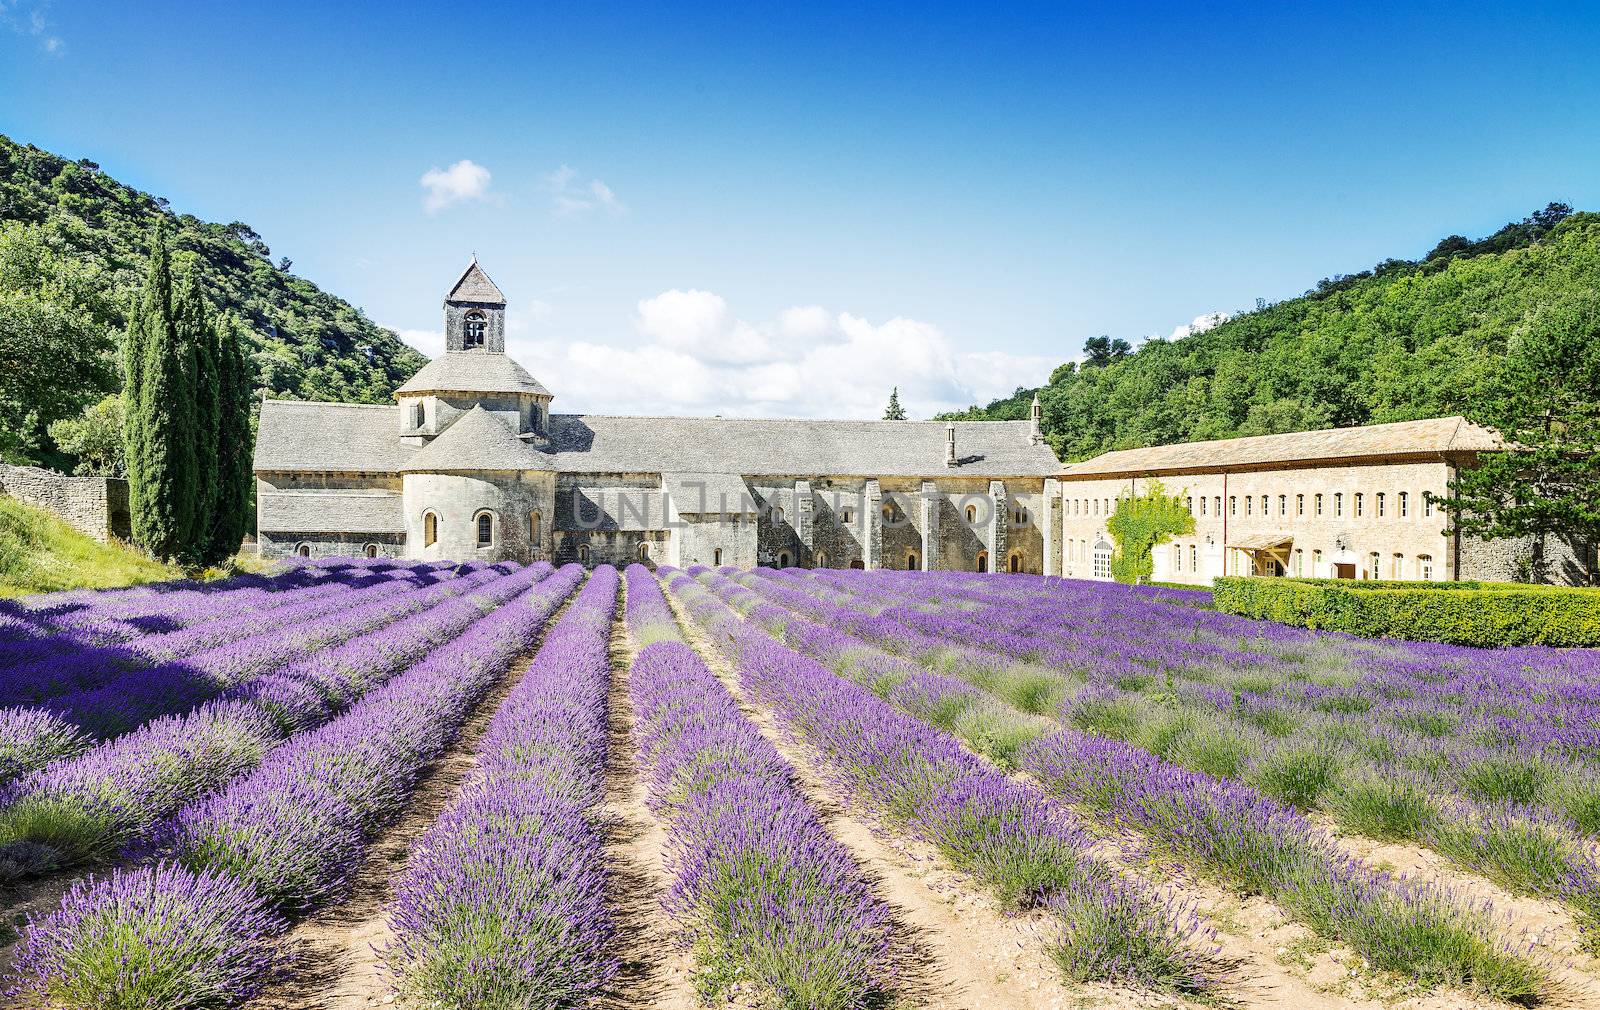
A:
[1029,392,1043,445]
[945,423,957,467]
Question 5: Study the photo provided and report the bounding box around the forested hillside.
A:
[943,205,1594,462]
[0,134,426,470]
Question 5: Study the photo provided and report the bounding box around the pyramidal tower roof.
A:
[401,406,546,472]
[445,258,506,305]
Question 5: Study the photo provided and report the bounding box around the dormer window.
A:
[464,311,487,349]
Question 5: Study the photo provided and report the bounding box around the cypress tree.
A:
[175,265,220,563]
[207,312,254,563]
[128,232,197,563]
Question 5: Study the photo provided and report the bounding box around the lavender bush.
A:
[385,566,618,1009]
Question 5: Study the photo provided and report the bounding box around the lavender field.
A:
[0,559,1594,1009]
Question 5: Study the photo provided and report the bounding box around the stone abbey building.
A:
[254,261,1062,571]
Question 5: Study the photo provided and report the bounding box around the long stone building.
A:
[1057,417,1599,586]
[253,261,1062,570]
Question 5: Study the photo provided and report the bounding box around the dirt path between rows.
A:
[600,577,711,1009]
[665,584,1146,1010]
[248,593,579,1010]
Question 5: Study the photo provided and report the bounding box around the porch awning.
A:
[1226,533,1293,552]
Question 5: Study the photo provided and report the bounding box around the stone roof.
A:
[545,415,1058,478]
[256,402,1060,479]
[395,351,551,397]
[257,489,404,533]
[663,473,758,515]
[445,259,506,305]
[401,407,545,472]
[254,401,412,474]
[1062,415,1504,478]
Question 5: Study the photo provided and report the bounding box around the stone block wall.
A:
[1458,534,1598,586]
[0,463,129,542]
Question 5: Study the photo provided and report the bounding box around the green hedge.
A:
[1212,577,1600,647]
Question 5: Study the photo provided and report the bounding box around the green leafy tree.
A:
[125,226,198,562]
[1082,335,1132,369]
[47,394,125,476]
[1106,479,1195,584]
[175,262,220,557]
[207,312,254,562]
[883,387,908,420]
[1438,294,1600,583]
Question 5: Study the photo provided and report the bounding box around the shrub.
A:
[1212,577,1600,646]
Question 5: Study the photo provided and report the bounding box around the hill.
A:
[0,494,179,596]
[941,204,1593,461]
[0,134,427,471]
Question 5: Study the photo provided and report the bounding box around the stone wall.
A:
[1458,534,1598,586]
[258,531,404,559]
[0,463,129,542]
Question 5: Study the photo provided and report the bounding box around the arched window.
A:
[295,543,311,557]
[1399,492,1409,518]
[475,511,494,547]
[816,551,828,568]
[712,548,722,566]
[1315,494,1323,516]
[1354,493,1364,518]
[1392,553,1404,579]
[906,551,919,570]
[1008,552,1022,573]
[463,311,487,348]
[976,550,988,573]
[1185,496,1193,514]
[639,541,651,561]
[1296,494,1305,516]
[965,504,978,524]
[1091,541,1112,580]
[423,511,439,547]
[1376,492,1385,518]
[773,506,786,524]
[1293,548,1303,576]
[1199,497,1206,516]
[578,544,591,565]
[529,510,541,545]
[777,551,791,568]
[1229,496,1237,516]
[1190,544,1198,571]
[363,544,379,558]
[1335,493,1344,517]
[1278,494,1287,516]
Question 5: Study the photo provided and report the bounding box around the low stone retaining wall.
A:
[0,463,130,542]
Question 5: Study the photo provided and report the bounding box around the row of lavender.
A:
[384,565,620,1007]
[0,560,452,705]
[664,567,1225,997]
[0,563,557,880]
[5,565,583,1008]
[0,563,484,777]
[768,567,1600,949]
[624,565,895,1008]
[712,568,1549,1002]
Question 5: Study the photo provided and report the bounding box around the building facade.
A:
[253,261,1062,571]
[1056,417,1599,586]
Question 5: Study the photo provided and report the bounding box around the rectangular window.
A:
[1213,496,1221,516]
[1278,494,1287,516]
[1190,544,1198,571]
[1335,493,1343,517]
[1377,492,1385,517]
[1245,496,1252,516]
[1186,496,1193,514]
[1296,494,1304,517]
[1229,496,1237,516]
[1355,493,1363,518]
[1399,491,1408,517]
[1173,545,1181,571]
[1261,495,1268,515]
[1199,497,1207,516]
[1293,549,1303,576]
[1315,494,1323,516]
[1424,493,1433,517]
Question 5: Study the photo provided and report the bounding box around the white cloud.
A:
[0,1,62,54]
[419,159,492,213]
[544,164,626,217]
[393,327,443,357]
[506,290,1051,419]
[1169,310,1229,341]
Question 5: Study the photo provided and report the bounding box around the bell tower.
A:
[443,258,507,352]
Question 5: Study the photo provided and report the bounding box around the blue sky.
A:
[4,2,1598,418]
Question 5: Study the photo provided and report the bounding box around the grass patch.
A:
[0,495,178,597]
